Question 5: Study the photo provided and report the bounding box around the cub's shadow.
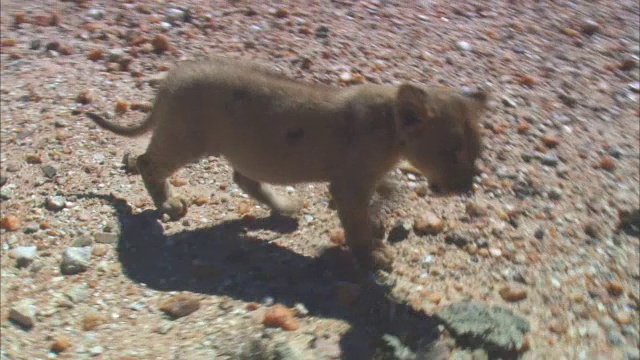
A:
[97,195,440,359]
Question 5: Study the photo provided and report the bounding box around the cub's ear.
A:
[395,84,429,135]
[461,88,491,116]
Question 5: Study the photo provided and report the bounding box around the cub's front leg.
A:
[329,181,394,273]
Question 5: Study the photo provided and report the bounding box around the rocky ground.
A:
[1,1,639,359]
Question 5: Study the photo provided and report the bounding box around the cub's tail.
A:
[86,112,155,138]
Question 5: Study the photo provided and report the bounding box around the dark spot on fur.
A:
[285,128,304,145]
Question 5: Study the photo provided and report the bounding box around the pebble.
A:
[629,81,640,93]
[455,41,472,52]
[501,96,517,108]
[489,247,503,257]
[30,39,41,50]
[166,8,187,23]
[413,212,444,235]
[9,299,36,329]
[600,156,616,171]
[72,235,94,248]
[155,321,173,334]
[82,311,107,331]
[548,187,563,200]
[263,304,299,331]
[89,346,104,356]
[387,220,411,243]
[66,284,89,304]
[46,196,66,211]
[0,185,13,200]
[540,152,560,166]
[1,215,21,231]
[94,232,118,244]
[51,336,72,353]
[10,246,36,268]
[499,284,528,302]
[37,166,57,182]
[6,161,21,172]
[87,8,105,20]
[293,303,309,317]
[607,329,626,346]
[315,25,330,38]
[60,246,92,275]
[328,228,345,246]
[445,232,470,247]
[605,281,624,297]
[611,310,633,325]
[580,18,600,35]
[465,201,488,217]
[160,293,200,319]
[152,34,171,53]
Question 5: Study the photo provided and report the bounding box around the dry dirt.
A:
[1,1,639,359]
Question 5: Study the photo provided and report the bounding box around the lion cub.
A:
[86,56,488,272]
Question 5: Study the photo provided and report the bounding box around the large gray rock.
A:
[434,301,530,355]
[60,246,92,275]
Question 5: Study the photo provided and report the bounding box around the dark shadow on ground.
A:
[81,194,441,359]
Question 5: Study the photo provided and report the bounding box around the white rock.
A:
[455,41,472,52]
[10,246,37,268]
[60,246,92,275]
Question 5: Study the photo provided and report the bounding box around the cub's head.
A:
[394,84,489,194]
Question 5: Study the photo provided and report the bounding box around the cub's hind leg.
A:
[232,171,303,216]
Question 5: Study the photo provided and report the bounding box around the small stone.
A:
[51,335,72,353]
[549,319,568,334]
[315,25,330,38]
[92,243,109,257]
[41,165,57,178]
[115,99,129,114]
[293,303,309,317]
[611,310,633,325]
[541,134,561,148]
[87,8,105,20]
[455,41,472,52]
[60,246,92,275]
[445,232,470,247]
[540,152,560,166]
[45,40,60,51]
[263,304,299,331]
[10,246,36,268]
[489,247,503,257]
[413,212,444,235]
[499,284,528,302]
[6,161,21,172]
[72,235,94,248]
[0,175,6,186]
[584,221,605,239]
[46,195,66,211]
[9,299,37,329]
[160,293,200,319]
[155,321,173,334]
[599,156,616,171]
[580,18,600,35]
[89,346,104,356]
[328,228,345,246]
[82,311,107,331]
[152,34,171,53]
[501,96,517,108]
[607,329,625,346]
[273,8,289,18]
[166,8,187,23]
[87,48,103,61]
[548,188,563,200]
[387,220,411,243]
[66,284,89,304]
[94,232,118,244]
[1,215,21,231]
[76,89,94,104]
[193,195,209,206]
[25,155,42,164]
[629,81,640,93]
[121,152,139,174]
[465,201,488,217]
[30,39,42,50]
[605,281,624,297]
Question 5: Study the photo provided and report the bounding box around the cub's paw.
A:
[352,243,394,274]
[161,196,189,220]
[272,196,304,216]
[371,243,394,272]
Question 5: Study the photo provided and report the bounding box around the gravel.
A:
[0,0,638,358]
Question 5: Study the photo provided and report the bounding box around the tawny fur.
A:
[86,56,489,272]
